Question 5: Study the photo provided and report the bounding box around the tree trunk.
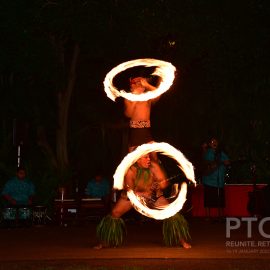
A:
[56,43,80,180]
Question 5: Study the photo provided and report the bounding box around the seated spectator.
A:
[1,167,35,226]
[85,173,111,206]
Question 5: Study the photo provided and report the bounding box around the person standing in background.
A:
[202,137,230,220]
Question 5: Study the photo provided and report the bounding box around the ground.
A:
[0,216,270,270]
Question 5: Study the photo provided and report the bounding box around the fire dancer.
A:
[95,153,191,249]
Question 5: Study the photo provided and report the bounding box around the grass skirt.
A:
[96,215,126,247]
[162,213,190,246]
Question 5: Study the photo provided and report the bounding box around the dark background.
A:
[0,0,270,204]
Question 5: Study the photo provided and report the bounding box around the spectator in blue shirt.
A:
[202,137,230,220]
[2,167,35,206]
[2,167,35,225]
[85,173,111,204]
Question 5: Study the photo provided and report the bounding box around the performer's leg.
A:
[95,197,132,249]
[111,197,133,218]
[180,238,191,249]
[154,196,191,248]
[162,213,191,249]
[155,195,169,208]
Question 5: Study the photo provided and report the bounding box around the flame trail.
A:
[127,182,188,220]
[113,142,196,219]
[104,59,176,101]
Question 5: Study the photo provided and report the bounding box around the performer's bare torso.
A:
[124,100,151,121]
[127,164,156,198]
[111,155,168,219]
[124,77,158,121]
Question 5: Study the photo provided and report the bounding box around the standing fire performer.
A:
[95,153,191,249]
[124,76,160,156]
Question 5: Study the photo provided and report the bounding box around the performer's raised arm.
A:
[140,78,156,91]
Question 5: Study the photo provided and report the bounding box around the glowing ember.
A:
[113,142,196,220]
[104,58,176,101]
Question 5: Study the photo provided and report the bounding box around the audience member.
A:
[202,137,230,220]
[85,172,111,205]
[1,167,35,226]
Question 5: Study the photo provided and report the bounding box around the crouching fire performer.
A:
[94,153,191,249]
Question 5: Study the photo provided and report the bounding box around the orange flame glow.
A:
[113,142,196,219]
[127,182,187,220]
[104,59,176,101]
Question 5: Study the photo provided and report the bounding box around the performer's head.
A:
[129,77,145,94]
[136,153,151,169]
[16,167,26,180]
[208,137,219,150]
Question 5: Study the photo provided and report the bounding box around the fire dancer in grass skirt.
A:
[94,153,191,249]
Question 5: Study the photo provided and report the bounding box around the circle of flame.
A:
[113,142,196,220]
[104,58,176,102]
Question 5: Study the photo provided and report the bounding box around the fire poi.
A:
[103,58,176,101]
[113,142,195,219]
